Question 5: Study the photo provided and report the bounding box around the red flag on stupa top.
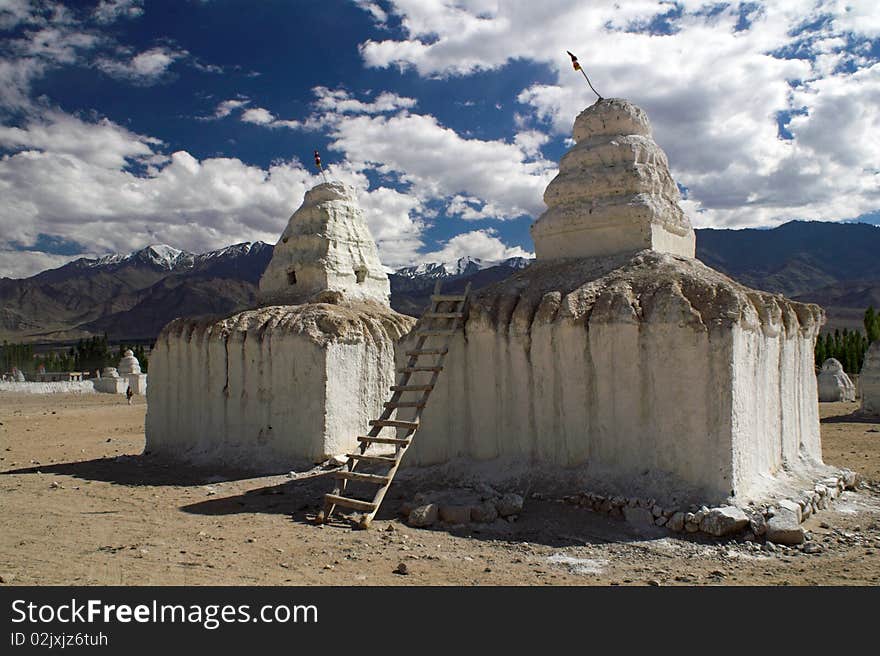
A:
[566,50,603,100]
[314,149,323,171]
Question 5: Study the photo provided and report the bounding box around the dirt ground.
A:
[1,393,879,586]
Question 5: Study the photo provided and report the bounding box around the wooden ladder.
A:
[316,281,471,528]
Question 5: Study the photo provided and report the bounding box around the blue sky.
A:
[0,0,878,277]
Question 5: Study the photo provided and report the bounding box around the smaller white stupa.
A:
[94,366,127,394]
[258,182,390,306]
[118,349,147,395]
[531,98,695,260]
[817,358,856,402]
[861,341,880,416]
[118,350,141,375]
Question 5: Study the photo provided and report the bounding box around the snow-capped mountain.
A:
[0,241,274,341]
[74,242,271,273]
[395,255,532,280]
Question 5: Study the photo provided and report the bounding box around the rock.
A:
[803,542,823,554]
[667,512,686,532]
[651,505,664,518]
[471,501,499,523]
[439,505,472,524]
[778,499,802,523]
[654,516,667,527]
[497,493,524,517]
[841,470,857,490]
[801,503,812,520]
[393,563,408,575]
[766,509,805,545]
[685,521,700,533]
[750,513,767,537]
[408,504,438,528]
[474,482,498,499]
[699,506,749,537]
[623,506,654,526]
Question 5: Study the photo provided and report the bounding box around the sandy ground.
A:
[1,393,879,586]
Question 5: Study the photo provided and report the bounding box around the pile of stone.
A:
[402,485,524,528]
[561,469,857,545]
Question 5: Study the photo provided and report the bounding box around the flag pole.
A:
[567,51,603,101]
[314,149,329,184]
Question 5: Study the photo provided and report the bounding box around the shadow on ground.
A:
[822,411,880,425]
[180,475,697,549]
[1,454,274,487]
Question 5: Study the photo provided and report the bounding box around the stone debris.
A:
[699,506,749,537]
[408,504,439,528]
[404,488,524,528]
[622,506,654,526]
[497,493,524,517]
[766,509,805,546]
[558,470,856,543]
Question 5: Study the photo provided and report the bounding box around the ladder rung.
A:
[391,384,434,392]
[398,366,442,373]
[370,419,419,430]
[406,349,447,356]
[346,453,397,464]
[432,294,466,302]
[425,312,463,319]
[335,471,390,484]
[417,330,457,337]
[384,401,426,408]
[357,435,411,446]
[324,494,377,512]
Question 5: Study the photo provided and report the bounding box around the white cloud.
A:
[212,97,250,119]
[422,229,533,266]
[97,46,185,84]
[354,0,880,229]
[325,110,555,219]
[352,0,387,25]
[240,106,275,124]
[0,110,434,276]
[0,111,161,168]
[0,248,79,279]
[311,86,417,114]
[93,0,144,24]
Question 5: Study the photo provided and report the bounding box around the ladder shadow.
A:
[180,472,410,527]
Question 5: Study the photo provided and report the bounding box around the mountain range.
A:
[1,220,877,345]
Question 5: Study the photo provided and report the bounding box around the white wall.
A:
[400,255,825,506]
[145,303,414,472]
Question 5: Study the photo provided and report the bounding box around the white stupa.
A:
[531,98,695,261]
[118,349,141,375]
[817,358,856,402]
[861,341,880,416]
[146,181,415,471]
[399,98,827,507]
[258,182,390,306]
[94,366,127,394]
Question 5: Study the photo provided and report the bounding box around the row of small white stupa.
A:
[94,350,147,395]
[146,98,877,507]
